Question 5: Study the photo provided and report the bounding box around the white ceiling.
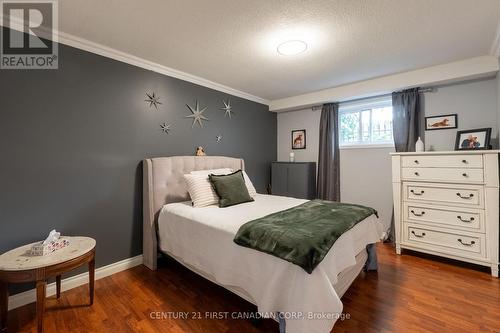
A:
[57,0,500,102]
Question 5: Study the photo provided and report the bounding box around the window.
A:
[339,96,393,147]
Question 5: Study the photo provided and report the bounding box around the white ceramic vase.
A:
[415,137,424,152]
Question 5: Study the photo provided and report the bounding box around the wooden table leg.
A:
[0,281,8,332]
[88,256,95,305]
[56,275,61,299]
[36,280,46,333]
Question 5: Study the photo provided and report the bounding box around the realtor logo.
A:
[1,0,58,69]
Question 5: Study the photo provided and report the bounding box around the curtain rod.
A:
[310,87,436,111]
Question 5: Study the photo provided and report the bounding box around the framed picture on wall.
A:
[291,129,306,149]
[455,128,492,150]
[425,114,458,130]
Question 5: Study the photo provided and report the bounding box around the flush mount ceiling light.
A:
[277,40,308,56]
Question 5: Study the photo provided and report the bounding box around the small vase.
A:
[415,137,424,152]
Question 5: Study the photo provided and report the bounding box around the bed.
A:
[143,156,384,333]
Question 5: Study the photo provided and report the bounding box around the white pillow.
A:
[241,170,257,197]
[184,174,219,207]
[190,168,233,176]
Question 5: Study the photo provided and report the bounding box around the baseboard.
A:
[8,254,143,311]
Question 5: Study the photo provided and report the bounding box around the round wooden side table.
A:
[0,237,96,333]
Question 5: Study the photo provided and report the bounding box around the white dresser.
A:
[391,151,499,277]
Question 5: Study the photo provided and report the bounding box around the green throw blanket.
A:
[234,200,378,274]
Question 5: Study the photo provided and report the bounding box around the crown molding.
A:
[491,22,500,58]
[0,16,270,105]
[56,31,269,105]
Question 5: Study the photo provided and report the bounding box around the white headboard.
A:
[143,156,245,270]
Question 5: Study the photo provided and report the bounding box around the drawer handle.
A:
[462,173,468,177]
[410,210,425,217]
[462,159,468,164]
[456,193,474,199]
[457,216,475,223]
[414,172,420,176]
[414,160,419,164]
[457,238,476,246]
[411,230,426,238]
[410,189,425,196]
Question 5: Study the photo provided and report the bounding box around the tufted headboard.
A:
[143,156,245,270]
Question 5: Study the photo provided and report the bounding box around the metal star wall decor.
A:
[221,98,233,118]
[145,92,162,110]
[160,122,171,134]
[186,100,209,128]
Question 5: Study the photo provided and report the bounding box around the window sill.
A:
[340,143,395,150]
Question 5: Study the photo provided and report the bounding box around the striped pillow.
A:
[184,174,219,207]
[190,168,257,198]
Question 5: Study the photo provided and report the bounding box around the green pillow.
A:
[208,170,254,207]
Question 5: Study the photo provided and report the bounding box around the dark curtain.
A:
[388,88,421,242]
[317,103,340,201]
[392,88,421,152]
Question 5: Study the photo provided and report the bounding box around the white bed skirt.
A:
[162,246,368,306]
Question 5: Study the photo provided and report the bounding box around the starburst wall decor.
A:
[145,92,162,110]
[160,122,171,134]
[221,99,233,118]
[186,100,209,128]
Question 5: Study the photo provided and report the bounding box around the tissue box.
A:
[31,238,70,256]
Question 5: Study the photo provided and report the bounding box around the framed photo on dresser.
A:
[455,128,492,150]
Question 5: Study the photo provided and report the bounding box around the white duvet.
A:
[158,194,384,333]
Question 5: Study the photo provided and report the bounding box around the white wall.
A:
[424,78,498,151]
[277,78,499,235]
[497,66,500,138]
[277,110,394,232]
[277,108,321,163]
[339,147,394,233]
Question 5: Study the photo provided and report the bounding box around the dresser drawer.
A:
[403,183,483,208]
[402,167,483,183]
[402,155,483,168]
[403,202,484,232]
[393,152,499,277]
[404,224,486,258]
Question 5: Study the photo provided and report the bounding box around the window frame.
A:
[338,96,395,149]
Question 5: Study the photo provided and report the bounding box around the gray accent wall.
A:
[0,31,276,288]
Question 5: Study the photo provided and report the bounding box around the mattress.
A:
[158,194,384,333]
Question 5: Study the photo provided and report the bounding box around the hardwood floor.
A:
[6,243,500,332]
